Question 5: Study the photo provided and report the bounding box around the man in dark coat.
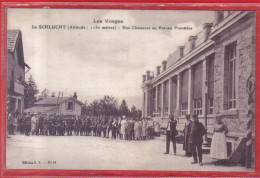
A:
[164,115,178,155]
[24,113,32,136]
[183,114,193,157]
[189,114,206,166]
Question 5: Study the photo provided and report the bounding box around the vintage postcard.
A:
[3,7,256,173]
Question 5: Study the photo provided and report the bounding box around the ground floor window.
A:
[181,103,188,116]
[193,99,202,115]
[208,98,213,114]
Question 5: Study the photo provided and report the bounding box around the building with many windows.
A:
[141,11,255,155]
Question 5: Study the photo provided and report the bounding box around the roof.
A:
[7,29,30,69]
[34,96,84,106]
[7,30,20,52]
[24,106,59,113]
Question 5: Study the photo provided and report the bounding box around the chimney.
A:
[51,92,55,97]
[156,66,161,75]
[177,46,185,59]
[162,60,167,71]
[188,36,197,52]
[214,11,224,26]
[146,70,151,81]
[203,23,213,41]
[142,74,146,83]
[73,92,77,99]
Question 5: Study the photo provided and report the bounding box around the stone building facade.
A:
[141,11,255,154]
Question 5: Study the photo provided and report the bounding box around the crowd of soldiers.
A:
[7,111,161,141]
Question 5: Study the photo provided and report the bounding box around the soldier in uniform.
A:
[106,118,113,138]
[38,114,44,135]
[92,119,97,136]
[130,118,135,140]
[147,116,154,139]
[74,116,81,136]
[7,112,15,135]
[111,118,118,139]
[86,117,91,136]
[164,115,178,155]
[102,118,108,137]
[43,115,50,136]
[67,116,74,136]
[80,116,86,136]
[190,114,206,166]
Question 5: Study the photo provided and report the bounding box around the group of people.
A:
[164,114,228,166]
[8,110,229,166]
[7,111,161,141]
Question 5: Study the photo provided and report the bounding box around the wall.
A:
[60,98,82,116]
[213,15,255,134]
[7,46,25,90]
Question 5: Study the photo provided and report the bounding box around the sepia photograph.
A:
[5,8,255,172]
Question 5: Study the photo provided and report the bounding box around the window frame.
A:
[225,41,237,109]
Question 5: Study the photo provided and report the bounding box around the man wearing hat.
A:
[189,114,206,166]
[164,115,178,155]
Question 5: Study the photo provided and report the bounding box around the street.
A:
[6,135,253,171]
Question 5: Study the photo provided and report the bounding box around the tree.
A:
[24,75,39,109]
[136,109,142,118]
[89,99,101,116]
[99,95,118,116]
[130,105,142,118]
[119,99,130,116]
[39,88,49,99]
[130,105,137,117]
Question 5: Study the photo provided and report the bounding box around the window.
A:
[181,70,189,116]
[67,102,74,111]
[207,55,215,114]
[181,103,188,116]
[143,93,146,115]
[208,98,214,114]
[193,99,202,115]
[171,78,177,110]
[152,88,156,115]
[163,80,169,116]
[225,42,237,109]
[157,84,161,114]
[192,62,203,115]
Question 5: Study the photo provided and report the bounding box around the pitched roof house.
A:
[7,30,30,114]
[24,95,84,116]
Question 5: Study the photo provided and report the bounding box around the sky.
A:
[7,8,214,109]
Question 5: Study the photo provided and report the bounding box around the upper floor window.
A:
[67,101,75,111]
[225,42,237,109]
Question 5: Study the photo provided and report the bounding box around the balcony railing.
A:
[14,81,24,95]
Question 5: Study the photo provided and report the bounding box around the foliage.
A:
[119,99,129,116]
[24,75,39,109]
[39,88,49,99]
[81,96,141,118]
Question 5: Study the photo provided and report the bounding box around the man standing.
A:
[183,114,193,157]
[164,115,178,155]
[24,113,32,136]
[189,114,206,166]
[8,112,15,135]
